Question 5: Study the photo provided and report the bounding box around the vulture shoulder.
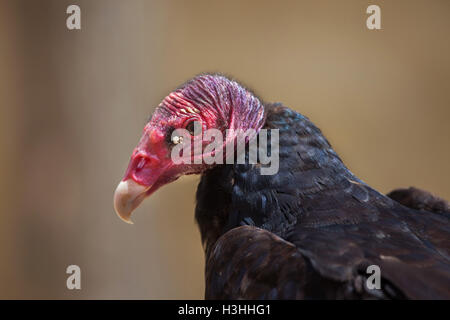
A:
[196,103,450,300]
[205,226,309,299]
[205,225,379,299]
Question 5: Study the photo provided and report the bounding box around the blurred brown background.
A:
[0,0,449,299]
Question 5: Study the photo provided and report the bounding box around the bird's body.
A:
[197,103,450,299]
[114,74,450,299]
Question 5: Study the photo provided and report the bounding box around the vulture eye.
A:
[171,135,183,145]
[186,121,201,136]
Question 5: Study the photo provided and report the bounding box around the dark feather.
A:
[387,187,450,215]
[196,103,450,299]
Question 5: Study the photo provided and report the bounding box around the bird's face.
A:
[114,100,218,223]
[113,74,265,223]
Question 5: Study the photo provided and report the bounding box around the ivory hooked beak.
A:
[113,179,150,224]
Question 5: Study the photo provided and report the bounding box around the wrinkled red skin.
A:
[121,74,265,197]
[123,122,181,196]
[122,112,213,198]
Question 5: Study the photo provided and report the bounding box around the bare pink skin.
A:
[114,74,265,223]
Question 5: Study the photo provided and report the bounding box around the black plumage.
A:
[195,103,450,299]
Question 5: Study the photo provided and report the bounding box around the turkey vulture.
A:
[114,74,450,299]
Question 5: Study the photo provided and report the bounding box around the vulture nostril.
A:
[135,154,160,171]
[136,157,147,170]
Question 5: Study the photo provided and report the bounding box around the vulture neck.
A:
[195,103,360,255]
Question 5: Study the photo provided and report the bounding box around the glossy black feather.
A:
[195,103,450,299]
[388,187,450,215]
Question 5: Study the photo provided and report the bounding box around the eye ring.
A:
[185,121,201,136]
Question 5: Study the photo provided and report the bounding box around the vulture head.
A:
[114,74,266,223]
